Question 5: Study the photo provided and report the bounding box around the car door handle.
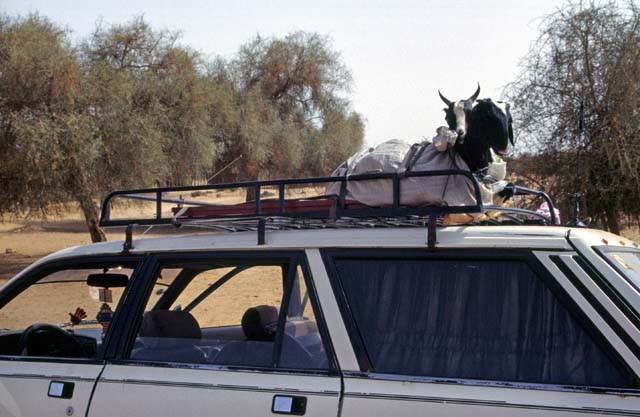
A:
[48,381,75,399]
[272,395,307,415]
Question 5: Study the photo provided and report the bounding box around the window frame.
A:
[0,254,146,364]
[108,250,338,375]
[321,248,638,391]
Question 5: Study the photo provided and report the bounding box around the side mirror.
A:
[87,273,129,288]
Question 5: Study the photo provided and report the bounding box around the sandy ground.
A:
[0,219,155,282]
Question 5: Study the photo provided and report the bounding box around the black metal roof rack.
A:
[99,169,558,247]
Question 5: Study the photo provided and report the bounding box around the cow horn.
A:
[438,90,453,107]
[468,83,480,102]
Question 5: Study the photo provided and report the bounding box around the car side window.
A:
[331,255,634,388]
[128,256,329,370]
[169,266,283,328]
[0,262,137,359]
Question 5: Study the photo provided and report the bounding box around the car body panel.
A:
[3,226,575,266]
[534,253,640,373]
[340,373,640,417]
[88,364,341,417]
[1,225,640,416]
[305,249,359,371]
[568,229,640,315]
[0,360,101,417]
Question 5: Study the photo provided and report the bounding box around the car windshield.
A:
[596,247,640,289]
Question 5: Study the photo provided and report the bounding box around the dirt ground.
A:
[0,219,155,282]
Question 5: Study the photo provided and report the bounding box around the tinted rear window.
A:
[333,257,632,387]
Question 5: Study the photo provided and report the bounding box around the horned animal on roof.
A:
[438,85,514,173]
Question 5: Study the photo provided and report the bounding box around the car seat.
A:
[213,305,277,367]
[214,305,316,369]
[131,310,205,363]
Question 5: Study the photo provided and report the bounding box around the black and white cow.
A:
[457,99,514,172]
[439,86,514,173]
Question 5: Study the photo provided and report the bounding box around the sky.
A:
[2,0,565,146]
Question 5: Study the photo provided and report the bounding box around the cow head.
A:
[453,98,515,173]
[439,83,481,141]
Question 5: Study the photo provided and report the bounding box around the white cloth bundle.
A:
[326,128,507,207]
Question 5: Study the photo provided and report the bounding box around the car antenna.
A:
[567,98,587,227]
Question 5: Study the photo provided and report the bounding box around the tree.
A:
[507,1,640,233]
[82,17,214,186]
[0,15,105,237]
[302,104,365,176]
[0,16,214,241]
[0,16,363,240]
[234,32,351,122]
[213,32,364,198]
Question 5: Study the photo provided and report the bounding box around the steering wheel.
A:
[18,323,86,357]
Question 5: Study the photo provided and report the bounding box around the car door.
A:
[0,255,143,417]
[322,248,640,417]
[87,251,342,417]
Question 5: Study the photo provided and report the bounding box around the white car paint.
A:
[1,224,639,417]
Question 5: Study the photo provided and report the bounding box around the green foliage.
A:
[214,32,364,185]
[0,15,364,239]
[234,32,351,120]
[82,17,214,186]
[507,1,640,233]
[0,14,78,113]
[309,105,365,176]
[0,14,83,216]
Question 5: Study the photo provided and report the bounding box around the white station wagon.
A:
[1,171,640,417]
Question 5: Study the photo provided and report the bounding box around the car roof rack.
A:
[99,169,558,248]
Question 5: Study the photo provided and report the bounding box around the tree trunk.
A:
[245,170,267,202]
[245,186,256,203]
[605,205,620,235]
[77,193,107,243]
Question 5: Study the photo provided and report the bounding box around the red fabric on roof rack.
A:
[172,198,370,219]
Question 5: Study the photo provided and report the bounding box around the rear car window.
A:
[596,247,640,290]
[332,256,633,388]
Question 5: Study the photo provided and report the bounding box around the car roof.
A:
[38,225,602,261]
[32,224,640,262]
[7,225,637,289]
